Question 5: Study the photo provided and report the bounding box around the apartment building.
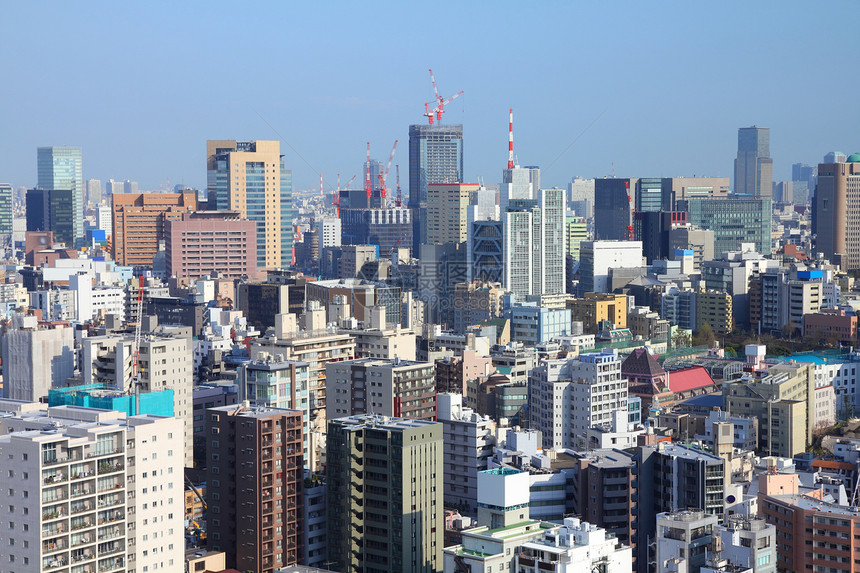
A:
[325,358,436,421]
[206,405,304,573]
[326,416,443,573]
[111,190,197,267]
[0,404,184,573]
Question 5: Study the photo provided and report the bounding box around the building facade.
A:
[165,211,258,282]
[37,146,84,245]
[206,140,293,268]
[111,190,198,267]
[408,123,464,250]
[814,154,860,269]
[734,126,773,198]
[206,405,304,573]
[327,416,443,573]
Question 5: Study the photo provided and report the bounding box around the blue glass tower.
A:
[37,146,83,245]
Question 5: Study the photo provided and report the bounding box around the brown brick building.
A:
[111,190,197,266]
[206,404,303,573]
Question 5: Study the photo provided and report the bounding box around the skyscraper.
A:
[594,178,636,240]
[37,146,83,245]
[814,153,860,269]
[687,196,772,254]
[502,188,566,297]
[206,140,293,268]
[326,415,443,573]
[0,183,11,248]
[25,188,75,247]
[734,126,773,197]
[408,123,464,251]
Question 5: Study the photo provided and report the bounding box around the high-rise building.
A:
[123,180,138,194]
[501,165,535,208]
[206,404,304,572]
[661,176,731,210]
[734,126,773,197]
[686,197,772,254]
[502,188,566,297]
[25,188,75,247]
[824,151,848,164]
[37,146,83,245]
[0,314,75,402]
[86,178,102,206]
[111,190,198,267]
[96,205,112,236]
[595,178,636,240]
[326,415,443,573]
[316,216,342,248]
[0,403,185,573]
[814,154,860,269]
[408,123,464,251]
[529,349,626,449]
[340,207,413,257]
[82,331,195,467]
[468,218,504,283]
[566,215,587,260]
[427,182,479,245]
[0,183,11,247]
[635,177,666,212]
[206,140,293,268]
[105,179,125,196]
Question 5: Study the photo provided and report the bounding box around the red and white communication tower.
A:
[508,108,514,169]
[365,142,372,199]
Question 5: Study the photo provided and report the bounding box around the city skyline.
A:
[2,2,858,194]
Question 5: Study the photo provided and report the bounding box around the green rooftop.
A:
[847,153,860,163]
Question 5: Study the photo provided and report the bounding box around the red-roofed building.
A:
[666,366,718,401]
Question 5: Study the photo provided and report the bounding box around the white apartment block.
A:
[530,350,626,449]
[1,315,75,402]
[0,404,184,573]
[81,334,193,467]
[437,394,497,515]
[316,216,341,249]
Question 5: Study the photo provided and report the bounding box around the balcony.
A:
[71,500,96,515]
[43,557,69,571]
[97,462,124,475]
[44,471,68,485]
[43,508,67,522]
[97,556,124,572]
[71,517,95,531]
[43,523,67,537]
[43,539,69,553]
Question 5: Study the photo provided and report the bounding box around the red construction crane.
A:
[395,164,402,207]
[626,179,635,240]
[333,173,357,218]
[377,140,398,202]
[423,69,464,124]
[365,142,372,199]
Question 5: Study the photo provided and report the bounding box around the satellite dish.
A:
[726,494,736,504]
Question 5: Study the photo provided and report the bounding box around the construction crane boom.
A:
[422,69,463,124]
[378,140,398,203]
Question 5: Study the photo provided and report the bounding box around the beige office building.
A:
[206,140,292,269]
[427,182,480,245]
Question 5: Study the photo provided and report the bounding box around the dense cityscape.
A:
[3,5,860,573]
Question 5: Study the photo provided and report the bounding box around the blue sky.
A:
[2,1,858,193]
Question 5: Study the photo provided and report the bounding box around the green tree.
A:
[693,322,715,346]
